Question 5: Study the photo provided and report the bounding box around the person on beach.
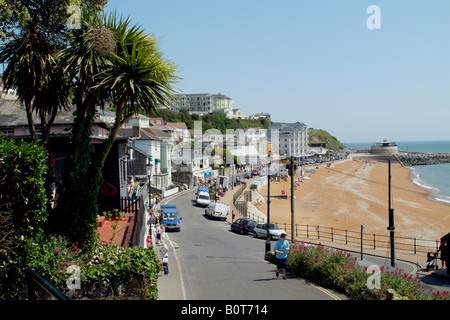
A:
[274,233,290,279]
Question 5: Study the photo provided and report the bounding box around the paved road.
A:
[157,190,346,300]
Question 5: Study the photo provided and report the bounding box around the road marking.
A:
[166,234,187,300]
[311,283,341,300]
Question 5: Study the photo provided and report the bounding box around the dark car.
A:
[243,172,252,179]
[230,218,257,235]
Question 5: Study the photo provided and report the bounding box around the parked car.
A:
[196,190,210,207]
[205,202,229,221]
[161,205,182,232]
[243,172,252,179]
[253,223,286,240]
[251,169,260,176]
[230,218,257,235]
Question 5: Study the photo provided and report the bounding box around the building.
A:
[117,126,174,191]
[268,122,308,159]
[168,93,233,114]
[0,100,133,213]
[171,149,213,186]
[309,140,328,156]
[371,140,399,155]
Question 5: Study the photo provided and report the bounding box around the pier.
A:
[395,152,450,166]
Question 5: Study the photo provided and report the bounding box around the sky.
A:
[104,0,450,143]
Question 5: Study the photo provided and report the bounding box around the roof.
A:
[117,127,172,141]
[161,205,178,213]
[165,122,188,130]
[97,214,136,247]
[0,100,110,128]
[269,122,307,131]
[175,93,232,100]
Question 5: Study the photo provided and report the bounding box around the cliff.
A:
[308,128,346,151]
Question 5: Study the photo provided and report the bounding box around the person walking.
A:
[155,223,162,245]
[160,241,169,275]
[438,240,448,271]
[274,233,290,279]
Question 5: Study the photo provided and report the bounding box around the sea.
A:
[344,140,450,205]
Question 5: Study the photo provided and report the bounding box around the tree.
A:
[0,1,109,147]
[0,1,108,220]
[53,10,179,244]
[95,12,179,164]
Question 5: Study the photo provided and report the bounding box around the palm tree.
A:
[53,10,179,244]
[0,25,70,149]
[0,28,45,143]
[95,12,179,164]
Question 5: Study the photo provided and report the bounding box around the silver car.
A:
[253,223,286,240]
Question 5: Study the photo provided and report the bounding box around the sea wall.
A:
[395,152,450,166]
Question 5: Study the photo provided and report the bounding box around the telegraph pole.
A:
[387,160,396,268]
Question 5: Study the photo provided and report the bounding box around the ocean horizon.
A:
[344,140,450,205]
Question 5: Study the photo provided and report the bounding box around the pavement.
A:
[156,238,186,300]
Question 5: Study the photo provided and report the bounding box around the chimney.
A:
[132,125,140,138]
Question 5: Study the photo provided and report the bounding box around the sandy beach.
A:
[255,159,450,241]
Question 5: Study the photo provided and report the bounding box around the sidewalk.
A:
[156,237,186,300]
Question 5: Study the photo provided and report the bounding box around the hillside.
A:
[308,128,345,151]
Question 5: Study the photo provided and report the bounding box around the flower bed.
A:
[25,234,162,300]
[287,241,448,300]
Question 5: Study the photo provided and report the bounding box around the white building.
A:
[168,93,233,114]
[269,122,308,159]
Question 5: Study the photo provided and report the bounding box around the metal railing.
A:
[27,267,68,300]
[271,223,440,256]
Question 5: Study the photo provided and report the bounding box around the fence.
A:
[270,223,440,256]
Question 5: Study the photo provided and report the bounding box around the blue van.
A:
[161,205,181,232]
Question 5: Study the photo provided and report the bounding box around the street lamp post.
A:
[265,154,271,256]
[146,158,153,212]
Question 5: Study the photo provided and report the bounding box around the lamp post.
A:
[146,158,153,211]
[265,153,272,256]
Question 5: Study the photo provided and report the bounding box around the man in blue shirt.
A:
[274,233,290,279]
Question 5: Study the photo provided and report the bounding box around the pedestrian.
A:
[155,223,162,244]
[160,241,169,275]
[127,176,134,199]
[274,233,290,279]
[438,240,448,270]
[160,223,166,242]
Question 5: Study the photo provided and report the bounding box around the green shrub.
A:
[82,243,162,300]
[0,137,49,298]
[288,241,449,300]
[25,234,162,300]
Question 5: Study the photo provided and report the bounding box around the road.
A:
[157,189,346,300]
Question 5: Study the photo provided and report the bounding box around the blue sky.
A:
[105,0,450,143]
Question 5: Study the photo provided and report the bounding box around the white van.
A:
[196,191,210,207]
[205,202,229,221]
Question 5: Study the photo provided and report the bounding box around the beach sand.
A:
[255,159,450,241]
